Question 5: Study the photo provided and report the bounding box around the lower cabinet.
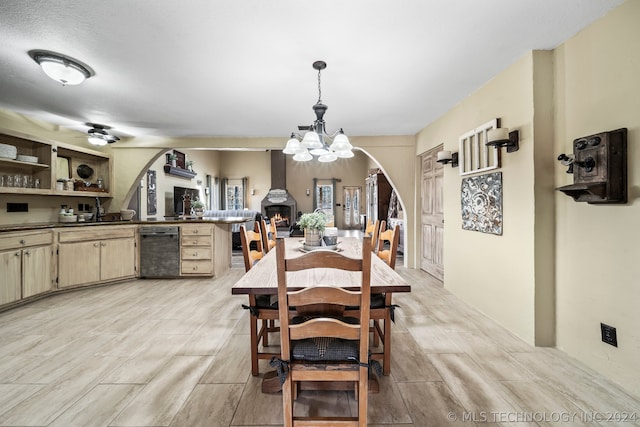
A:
[180,224,214,276]
[0,230,54,307]
[57,226,137,288]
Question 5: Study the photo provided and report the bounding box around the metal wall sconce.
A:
[486,128,519,153]
[251,188,256,196]
[436,150,459,167]
[306,188,311,196]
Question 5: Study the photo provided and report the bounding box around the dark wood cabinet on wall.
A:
[365,171,392,225]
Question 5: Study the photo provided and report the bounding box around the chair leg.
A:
[282,377,294,427]
[249,296,259,376]
[372,320,381,346]
[262,319,269,346]
[358,368,368,426]
[383,306,392,376]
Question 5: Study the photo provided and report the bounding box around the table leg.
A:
[383,293,392,375]
[249,294,259,376]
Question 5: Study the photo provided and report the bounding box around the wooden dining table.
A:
[231,236,412,380]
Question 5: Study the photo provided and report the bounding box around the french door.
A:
[343,186,361,229]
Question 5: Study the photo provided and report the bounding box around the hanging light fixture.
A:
[283,61,353,162]
[86,124,120,146]
[29,50,94,86]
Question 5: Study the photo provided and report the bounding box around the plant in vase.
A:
[191,200,205,217]
[167,153,178,167]
[298,212,327,247]
[186,160,194,172]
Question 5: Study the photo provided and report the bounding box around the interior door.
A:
[420,146,444,280]
[343,186,361,230]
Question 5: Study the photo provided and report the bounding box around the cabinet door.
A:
[100,238,136,281]
[58,241,100,287]
[0,250,21,305]
[22,246,53,298]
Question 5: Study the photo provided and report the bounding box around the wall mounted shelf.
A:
[163,165,196,179]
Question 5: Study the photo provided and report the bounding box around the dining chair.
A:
[370,223,400,375]
[240,224,279,375]
[274,236,372,427]
[370,219,385,253]
[377,224,400,269]
[260,218,277,252]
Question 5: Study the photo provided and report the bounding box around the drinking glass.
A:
[13,175,22,188]
[0,175,4,187]
[33,178,40,189]
[23,175,31,188]
[6,175,13,187]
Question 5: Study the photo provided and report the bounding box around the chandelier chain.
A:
[317,67,322,103]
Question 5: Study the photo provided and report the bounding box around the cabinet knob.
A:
[20,239,26,245]
[101,242,106,247]
[15,252,20,256]
[24,251,30,256]
[193,252,198,256]
[94,243,99,247]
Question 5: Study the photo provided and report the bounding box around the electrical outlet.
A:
[600,323,618,347]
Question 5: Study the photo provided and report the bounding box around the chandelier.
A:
[283,61,353,162]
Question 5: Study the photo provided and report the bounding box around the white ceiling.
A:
[0,0,624,141]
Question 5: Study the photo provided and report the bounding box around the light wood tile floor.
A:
[0,264,638,426]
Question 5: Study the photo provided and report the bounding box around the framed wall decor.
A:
[147,169,157,215]
[459,118,499,176]
[461,171,502,235]
[173,150,186,169]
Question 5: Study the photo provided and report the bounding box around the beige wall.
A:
[416,52,543,346]
[415,0,639,397]
[553,0,640,397]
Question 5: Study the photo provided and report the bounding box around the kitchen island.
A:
[0,217,248,312]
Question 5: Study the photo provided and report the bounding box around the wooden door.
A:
[420,146,444,280]
[343,186,361,229]
[22,246,53,298]
[58,241,100,287]
[0,250,21,304]
[100,238,136,281]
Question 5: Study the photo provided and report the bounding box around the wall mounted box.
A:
[556,128,627,204]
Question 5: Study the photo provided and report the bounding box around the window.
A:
[225,178,245,210]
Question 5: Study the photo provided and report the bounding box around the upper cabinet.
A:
[0,132,112,197]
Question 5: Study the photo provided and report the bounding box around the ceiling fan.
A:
[86,123,120,146]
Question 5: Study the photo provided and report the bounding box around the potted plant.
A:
[167,153,178,167]
[298,212,327,246]
[186,160,194,171]
[191,200,205,217]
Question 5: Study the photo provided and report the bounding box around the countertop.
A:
[0,217,250,233]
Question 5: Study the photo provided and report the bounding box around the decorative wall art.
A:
[147,169,157,215]
[461,172,502,235]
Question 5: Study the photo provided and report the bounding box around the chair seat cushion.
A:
[291,316,360,361]
[370,293,385,308]
[256,295,278,309]
[292,337,360,361]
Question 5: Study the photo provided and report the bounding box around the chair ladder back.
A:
[377,224,400,269]
[240,224,264,272]
[371,219,385,253]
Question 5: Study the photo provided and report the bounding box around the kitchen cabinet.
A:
[0,131,112,197]
[365,170,392,224]
[0,230,54,307]
[57,226,137,288]
[180,224,213,276]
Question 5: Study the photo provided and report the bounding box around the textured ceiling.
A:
[0,0,624,141]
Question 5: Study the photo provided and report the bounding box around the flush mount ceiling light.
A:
[29,50,94,86]
[86,123,119,146]
[283,61,353,162]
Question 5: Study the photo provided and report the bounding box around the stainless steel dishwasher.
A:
[140,226,180,278]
